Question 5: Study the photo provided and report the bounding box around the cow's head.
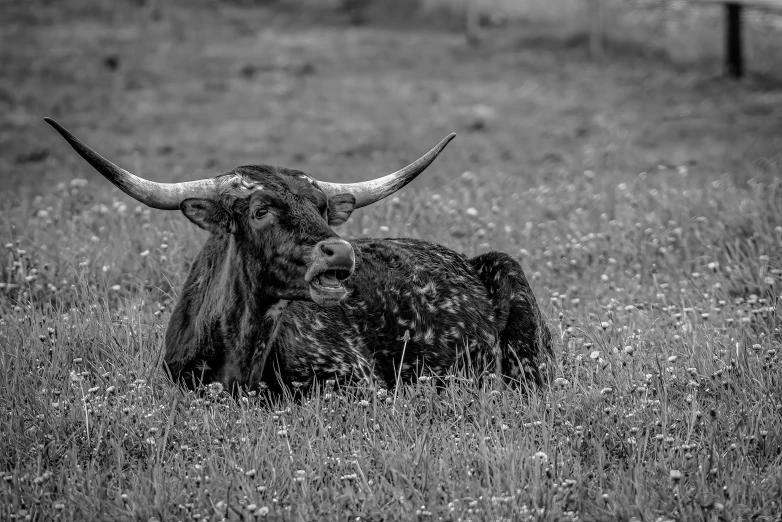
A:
[44,118,454,306]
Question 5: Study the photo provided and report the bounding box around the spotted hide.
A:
[165,234,553,393]
[43,117,554,394]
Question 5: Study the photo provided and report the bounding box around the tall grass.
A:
[1,165,781,521]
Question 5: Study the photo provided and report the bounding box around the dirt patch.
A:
[1,0,781,197]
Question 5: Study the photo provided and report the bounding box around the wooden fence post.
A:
[465,0,481,45]
[725,2,744,77]
[588,0,605,59]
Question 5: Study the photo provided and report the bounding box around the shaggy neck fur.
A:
[164,231,284,390]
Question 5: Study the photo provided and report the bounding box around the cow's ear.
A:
[327,193,356,226]
[181,198,236,234]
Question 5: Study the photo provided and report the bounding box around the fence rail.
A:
[584,0,782,77]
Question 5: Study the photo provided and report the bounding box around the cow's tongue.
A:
[318,271,341,288]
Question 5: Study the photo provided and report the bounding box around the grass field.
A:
[2,1,782,521]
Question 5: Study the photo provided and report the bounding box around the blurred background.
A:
[2,0,782,197]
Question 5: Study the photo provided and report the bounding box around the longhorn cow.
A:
[45,117,553,393]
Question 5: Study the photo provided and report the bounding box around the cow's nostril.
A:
[315,240,355,273]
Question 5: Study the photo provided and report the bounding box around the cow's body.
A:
[165,235,553,392]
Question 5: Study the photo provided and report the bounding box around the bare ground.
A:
[2,0,782,196]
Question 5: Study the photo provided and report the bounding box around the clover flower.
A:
[531,451,548,463]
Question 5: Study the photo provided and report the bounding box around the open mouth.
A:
[308,268,352,304]
[312,269,351,290]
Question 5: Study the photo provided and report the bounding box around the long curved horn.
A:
[44,117,219,210]
[316,133,456,209]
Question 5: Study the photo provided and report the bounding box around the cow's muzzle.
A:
[305,239,355,306]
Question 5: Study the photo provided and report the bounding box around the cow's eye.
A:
[253,207,268,220]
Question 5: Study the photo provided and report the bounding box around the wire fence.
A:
[419,0,782,77]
